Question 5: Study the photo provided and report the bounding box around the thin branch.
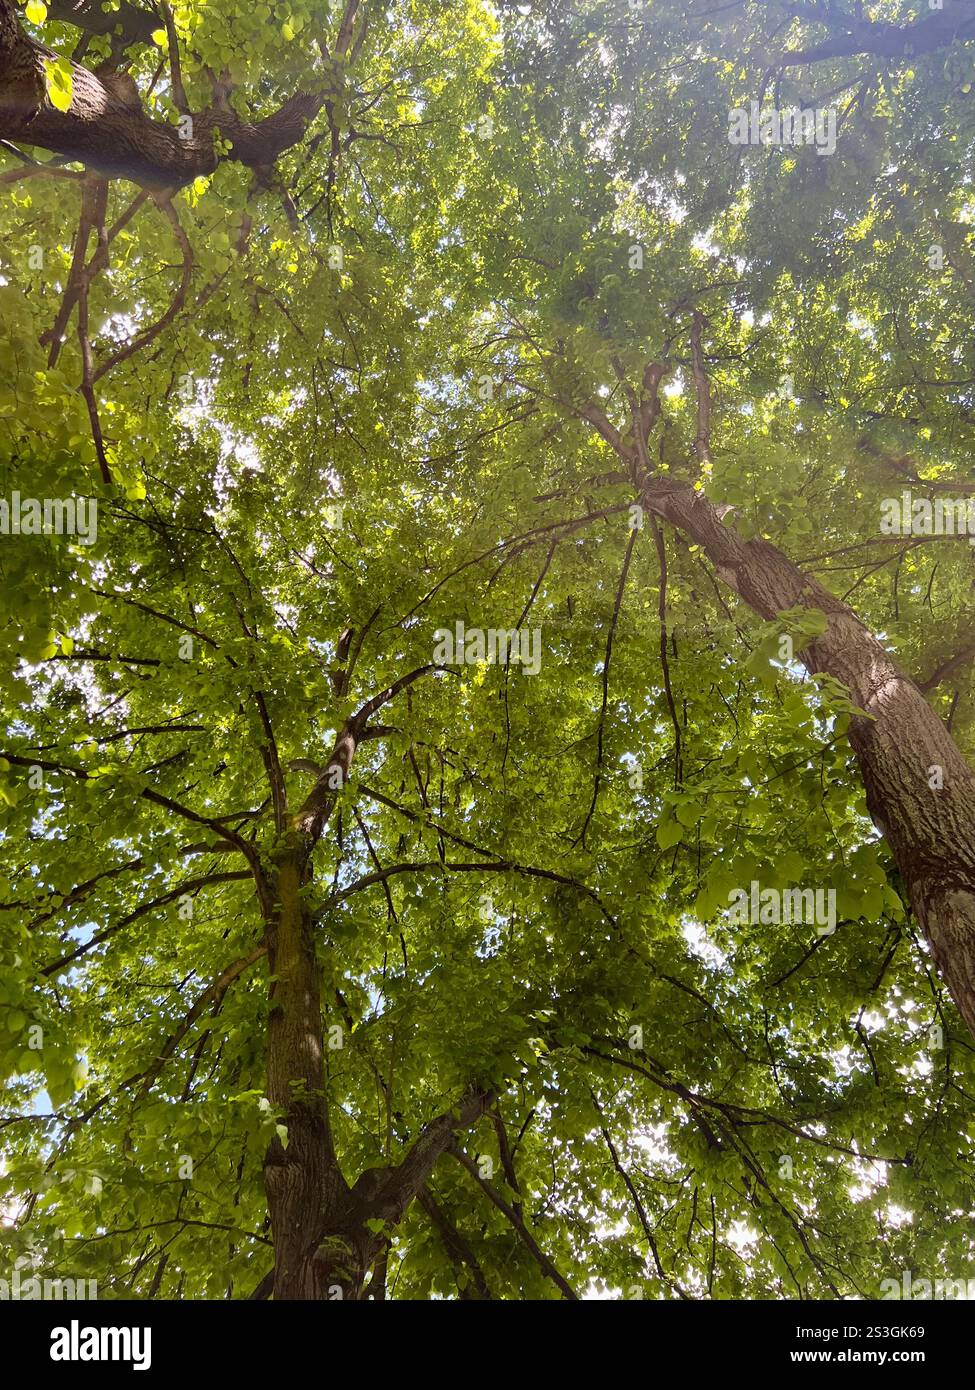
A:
[649,515,683,786]
[158,2,188,114]
[575,526,638,847]
[93,197,193,380]
[919,643,975,694]
[417,1186,493,1299]
[41,871,251,976]
[689,311,712,469]
[590,1088,690,1299]
[253,691,287,832]
[133,946,265,1105]
[0,162,83,185]
[0,749,260,866]
[448,1141,578,1300]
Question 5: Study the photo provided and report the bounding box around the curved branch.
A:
[448,1140,578,1300]
[92,196,192,380]
[919,643,975,694]
[41,870,251,976]
[133,945,265,1105]
[38,0,158,46]
[778,0,975,67]
[0,0,362,186]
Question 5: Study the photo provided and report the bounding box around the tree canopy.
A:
[1,0,974,1300]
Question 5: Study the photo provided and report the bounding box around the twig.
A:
[649,515,683,785]
[689,310,711,469]
[575,526,638,847]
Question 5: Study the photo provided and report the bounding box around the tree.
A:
[1,0,974,1300]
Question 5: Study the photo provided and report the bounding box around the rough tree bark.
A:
[257,668,494,1299]
[0,0,359,186]
[261,845,347,1299]
[639,476,975,1037]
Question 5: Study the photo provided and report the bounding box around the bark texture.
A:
[641,477,975,1037]
[258,666,490,1299]
[262,849,347,1299]
[0,0,354,186]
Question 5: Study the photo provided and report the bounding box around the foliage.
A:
[0,0,973,1299]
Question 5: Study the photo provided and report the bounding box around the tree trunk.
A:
[262,848,347,1299]
[643,479,975,1035]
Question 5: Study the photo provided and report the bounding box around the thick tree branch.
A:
[547,359,975,1038]
[350,1086,497,1229]
[0,0,363,186]
[293,664,450,845]
[778,0,975,66]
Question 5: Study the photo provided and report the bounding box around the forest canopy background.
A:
[0,0,974,1301]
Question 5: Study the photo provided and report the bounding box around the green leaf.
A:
[676,799,703,828]
[44,57,73,112]
[656,818,683,850]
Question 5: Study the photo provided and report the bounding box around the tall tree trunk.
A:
[260,846,428,1300]
[262,848,348,1299]
[643,479,975,1035]
[258,673,493,1299]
